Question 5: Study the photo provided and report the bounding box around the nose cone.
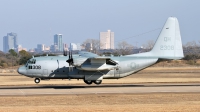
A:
[18,66,27,75]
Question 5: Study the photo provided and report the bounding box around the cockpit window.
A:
[25,59,36,67]
[28,59,36,64]
[25,61,29,67]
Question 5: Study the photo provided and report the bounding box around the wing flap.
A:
[77,57,118,71]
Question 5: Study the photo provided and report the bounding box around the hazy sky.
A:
[0,0,199,50]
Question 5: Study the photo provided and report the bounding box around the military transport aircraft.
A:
[18,17,184,85]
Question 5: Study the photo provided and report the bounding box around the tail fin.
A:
[130,17,184,59]
[150,17,184,59]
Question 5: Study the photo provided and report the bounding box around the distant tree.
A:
[2,63,8,68]
[182,41,200,65]
[19,56,31,65]
[19,50,31,65]
[19,50,31,57]
[117,41,133,55]
[142,40,155,52]
[102,52,112,56]
[82,39,103,54]
[9,49,17,57]
[8,49,18,67]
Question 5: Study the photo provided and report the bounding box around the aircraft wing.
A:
[78,51,99,58]
[77,57,118,71]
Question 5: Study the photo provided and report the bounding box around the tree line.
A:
[0,49,31,68]
[0,50,56,68]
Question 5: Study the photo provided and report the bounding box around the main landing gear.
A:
[34,78,40,84]
[83,79,102,85]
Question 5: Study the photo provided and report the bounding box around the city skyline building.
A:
[63,43,69,51]
[54,34,63,52]
[85,43,93,51]
[70,43,81,51]
[3,32,18,53]
[99,30,114,49]
[50,44,58,52]
[16,45,27,52]
[37,44,45,52]
[44,46,50,51]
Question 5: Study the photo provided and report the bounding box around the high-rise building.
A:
[54,34,63,51]
[99,30,114,49]
[3,32,18,53]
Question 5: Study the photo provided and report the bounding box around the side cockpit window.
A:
[26,59,36,68]
[28,59,36,64]
[25,60,29,67]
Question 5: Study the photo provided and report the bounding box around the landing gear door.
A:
[43,69,48,77]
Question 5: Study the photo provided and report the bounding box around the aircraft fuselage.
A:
[18,55,158,81]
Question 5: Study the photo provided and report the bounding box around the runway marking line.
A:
[18,89,26,96]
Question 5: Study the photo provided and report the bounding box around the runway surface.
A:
[0,83,200,96]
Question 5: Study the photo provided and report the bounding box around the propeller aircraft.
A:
[18,17,184,85]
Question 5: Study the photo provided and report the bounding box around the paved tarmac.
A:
[0,83,200,96]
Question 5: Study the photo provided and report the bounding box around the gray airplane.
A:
[18,17,184,85]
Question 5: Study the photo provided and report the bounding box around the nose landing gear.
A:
[34,78,40,84]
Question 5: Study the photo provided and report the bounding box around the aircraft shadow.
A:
[0,84,200,89]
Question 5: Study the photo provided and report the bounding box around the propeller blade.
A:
[66,50,74,67]
[71,50,73,59]
[69,51,71,59]
[71,50,74,65]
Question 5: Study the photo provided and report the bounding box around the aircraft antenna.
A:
[115,28,161,43]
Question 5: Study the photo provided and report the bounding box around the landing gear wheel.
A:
[34,78,40,84]
[84,79,93,85]
[93,80,102,85]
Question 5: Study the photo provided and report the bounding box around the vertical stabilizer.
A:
[150,17,184,59]
[130,17,184,59]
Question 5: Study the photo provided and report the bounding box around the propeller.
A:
[66,50,74,71]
